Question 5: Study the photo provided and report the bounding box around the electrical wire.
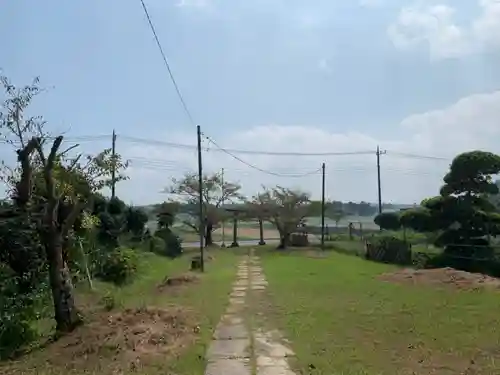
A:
[138,0,196,127]
[118,134,375,156]
[387,151,451,161]
[201,135,323,177]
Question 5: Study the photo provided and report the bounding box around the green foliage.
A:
[401,150,500,273]
[148,236,166,253]
[0,264,39,359]
[374,212,401,230]
[154,228,183,258]
[155,201,179,230]
[125,206,148,236]
[97,247,138,285]
[365,235,411,265]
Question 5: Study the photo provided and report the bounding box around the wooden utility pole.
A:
[111,130,117,199]
[196,125,205,272]
[221,167,226,248]
[376,146,386,215]
[321,162,326,250]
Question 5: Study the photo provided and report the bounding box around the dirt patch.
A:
[43,306,198,373]
[379,267,500,290]
[159,273,200,288]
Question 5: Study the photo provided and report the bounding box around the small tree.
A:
[165,172,243,246]
[0,76,128,332]
[374,212,401,231]
[125,206,149,237]
[252,186,312,249]
[325,201,346,227]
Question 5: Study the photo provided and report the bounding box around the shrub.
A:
[374,212,401,231]
[155,229,183,258]
[148,235,165,254]
[365,235,411,265]
[0,264,39,359]
[97,247,138,285]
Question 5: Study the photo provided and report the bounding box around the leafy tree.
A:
[402,151,500,261]
[155,201,179,230]
[374,212,402,230]
[0,76,128,332]
[151,201,182,258]
[251,186,312,249]
[125,206,149,236]
[165,172,243,246]
[325,201,346,227]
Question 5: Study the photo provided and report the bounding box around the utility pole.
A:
[321,162,326,250]
[111,129,117,199]
[196,125,205,272]
[221,167,226,248]
[376,146,386,215]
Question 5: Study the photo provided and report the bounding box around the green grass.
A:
[0,249,240,375]
[259,250,500,375]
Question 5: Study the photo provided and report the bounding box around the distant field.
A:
[147,215,379,233]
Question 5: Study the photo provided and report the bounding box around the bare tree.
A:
[165,172,243,246]
[251,186,312,249]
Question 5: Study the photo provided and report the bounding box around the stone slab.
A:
[233,286,247,291]
[256,366,296,375]
[254,334,295,358]
[219,314,244,325]
[226,304,245,314]
[213,323,249,339]
[251,285,266,290]
[230,290,246,298]
[205,358,251,375]
[252,282,267,286]
[256,356,290,367]
[229,297,245,305]
[207,338,251,359]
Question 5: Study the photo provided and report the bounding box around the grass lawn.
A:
[258,249,500,375]
[0,249,240,375]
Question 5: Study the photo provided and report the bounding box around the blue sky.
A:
[2,0,500,205]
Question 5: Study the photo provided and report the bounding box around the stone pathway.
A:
[205,250,296,375]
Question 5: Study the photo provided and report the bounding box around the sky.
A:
[1,0,500,205]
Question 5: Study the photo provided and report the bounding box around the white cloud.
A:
[388,0,500,60]
[117,90,500,205]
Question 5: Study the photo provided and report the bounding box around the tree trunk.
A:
[205,222,214,246]
[277,232,290,250]
[45,229,82,332]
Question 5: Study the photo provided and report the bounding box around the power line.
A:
[138,0,196,127]
[387,151,451,161]
[201,135,322,177]
[125,157,445,176]
[119,134,375,156]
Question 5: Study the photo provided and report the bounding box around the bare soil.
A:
[158,273,200,288]
[10,306,198,374]
[379,267,500,290]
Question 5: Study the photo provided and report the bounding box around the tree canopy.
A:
[165,172,243,246]
[399,151,500,258]
[250,186,313,249]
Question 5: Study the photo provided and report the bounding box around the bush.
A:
[155,229,183,258]
[418,250,500,277]
[97,247,138,285]
[0,264,39,359]
[365,235,411,265]
[148,236,165,253]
